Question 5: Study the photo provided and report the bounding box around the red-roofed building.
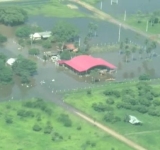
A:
[58,55,116,74]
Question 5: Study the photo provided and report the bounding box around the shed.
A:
[6,58,16,66]
[129,115,141,125]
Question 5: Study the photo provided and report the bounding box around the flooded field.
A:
[0,15,160,100]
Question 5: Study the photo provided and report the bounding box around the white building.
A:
[30,31,52,41]
[6,58,16,66]
[129,115,142,125]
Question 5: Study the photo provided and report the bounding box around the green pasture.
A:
[65,81,160,150]
[0,99,133,150]
[119,15,160,35]
[24,0,87,17]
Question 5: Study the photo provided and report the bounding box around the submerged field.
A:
[0,98,133,150]
[65,81,160,150]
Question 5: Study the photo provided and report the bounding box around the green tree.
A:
[131,46,136,60]
[52,21,79,42]
[60,50,71,60]
[16,25,42,38]
[12,56,37,83]
[42,40,52,49]
[0,7,28,26]
[124,49,131,62]
[33,124,42,132]
[28,48,40,55]
[0,34,7,44]
[139,74,150,80]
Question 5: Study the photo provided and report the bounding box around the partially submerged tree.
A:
[0,7,28,26]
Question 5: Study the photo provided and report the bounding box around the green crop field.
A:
[0,98,133,150]
[65,81,160,150]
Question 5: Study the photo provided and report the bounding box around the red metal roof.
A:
[59,55,116,72]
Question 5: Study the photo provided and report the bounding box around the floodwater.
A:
[95,0,160,17]
[0,15,160,100]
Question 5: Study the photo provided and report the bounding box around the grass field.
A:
[65,81,160,150]
[0,98,134,150]
[24,0,87,17]
[119,15,160,36]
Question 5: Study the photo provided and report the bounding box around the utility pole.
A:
[118,24,121,42]
[146,20,149,32]
[100,1,102,9]
[124,10,126,21]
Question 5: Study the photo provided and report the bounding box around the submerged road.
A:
[72,0,160,44]
[36,86,147,150]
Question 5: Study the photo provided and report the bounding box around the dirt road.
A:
[72,0,160,44]
[36,86,147,150]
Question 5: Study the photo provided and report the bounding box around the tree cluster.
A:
[0,34,7,45]
[0,7,28,26]
[23,98,52,116]
[116,82,160,117]
[58,114,72,127]
[12,55,37,83]
[0,53,13,84]
[16,25,42,38]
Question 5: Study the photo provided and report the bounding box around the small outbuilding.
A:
[6,58,16,66]
[129,115,142,125]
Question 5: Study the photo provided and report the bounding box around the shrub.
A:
[106,98,114,105]
[28,48,40,55]
[44,126,53,134]
[5,117,13,124]
[58,114,72,127]
[87,90,92,95]
[77,126,82,130]
[92,102,107,112]
[33,124,42,132]
[139,74,150,80]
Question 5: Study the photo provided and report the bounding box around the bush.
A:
[77,126,82,130]
[58,114,72,127]
[0,34,7,44]
[139,74,150,80]
[28,48,40,55]
[5,117,13,124]
[44,126,53,134]
[87,89,92,95]
[153,99,160,106]
[106,98,114,105]
[33,124,42,132]
[92,102,107,112]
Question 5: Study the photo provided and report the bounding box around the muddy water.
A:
[0,16,160,100]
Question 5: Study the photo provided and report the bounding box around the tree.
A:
[88,22,98,37]
[90,69,99,82]
[52,21,79,42]
[33,124,42,132]
[0,7,28,26]
[60,50,71,60]
[16,25,42,38]
[139,74,150,80]
[131,46,136,60]
[12,55,37,83]
[28,48,40,55]
[0,34,7,44]
[138,48,143,59]
[124,49,131,62]
[42,40,52,49]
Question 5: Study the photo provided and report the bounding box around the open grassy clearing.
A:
[0,98,133,150]
[65,81,160,150]
[119,15,160,36]
[23,0,87,17]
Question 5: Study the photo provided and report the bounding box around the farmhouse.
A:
[58,55,116,74]
[30,31,52,40]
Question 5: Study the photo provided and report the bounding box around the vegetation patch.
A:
[65,81,160,150]
[0,98,133,150]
